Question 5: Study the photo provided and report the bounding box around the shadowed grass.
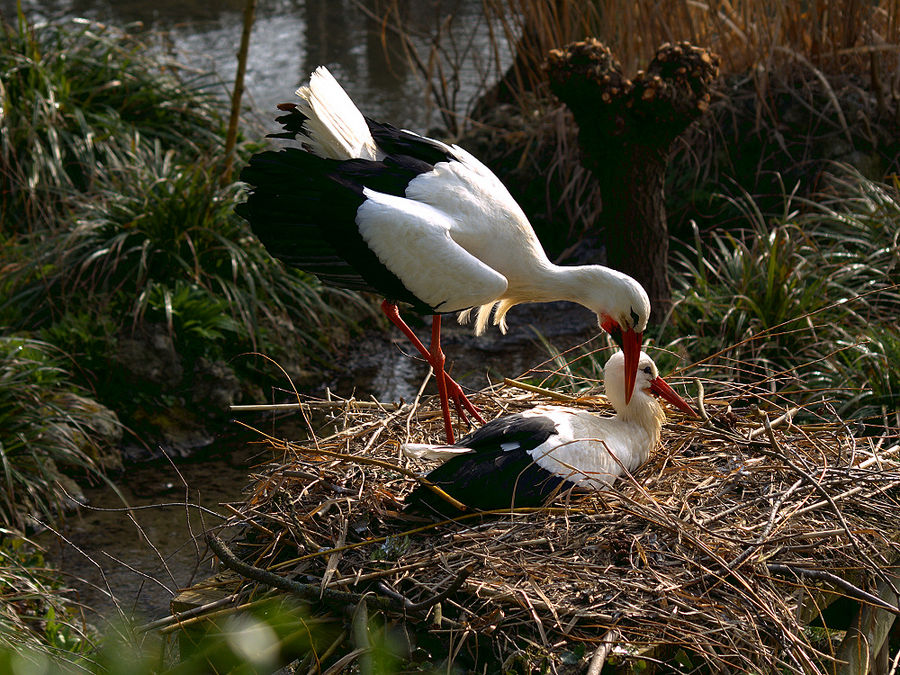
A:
[5,138,366,361]
[0,533,93,663]
[0,13,223,234]
[0,336,117,529]
[0,13,372,381]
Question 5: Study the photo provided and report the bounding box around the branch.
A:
[766,563,900,617]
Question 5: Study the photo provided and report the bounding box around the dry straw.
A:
[208,368,900,673]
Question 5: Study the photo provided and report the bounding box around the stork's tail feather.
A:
[293,66,380,162]
[402,443,472,461]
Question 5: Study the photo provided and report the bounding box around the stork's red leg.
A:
[380,301,484,434]
[429,315,455,443]
[381,301,432,363]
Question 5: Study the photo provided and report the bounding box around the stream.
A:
[3,0,608,624]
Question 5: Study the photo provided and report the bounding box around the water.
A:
[2,0,509,130]
[40,442,263,621]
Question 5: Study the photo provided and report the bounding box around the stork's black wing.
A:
[365,118,455,166]
[405,413,573,517]
[237,148,436,312]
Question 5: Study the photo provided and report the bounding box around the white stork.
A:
[237,67,651,444]
[404,350,694,515]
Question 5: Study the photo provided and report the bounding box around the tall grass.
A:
[672,166,899,422]
[5,138,363,359]
[482,0,900,89]
[0,13,223,234]
[538,166,899,427]
[0,336,115,529]
[0,534,92,662]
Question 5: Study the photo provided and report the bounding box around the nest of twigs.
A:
[214,375,900,673]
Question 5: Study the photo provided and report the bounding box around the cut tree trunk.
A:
[545,39,718,320]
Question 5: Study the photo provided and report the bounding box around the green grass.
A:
[7,139,363,359]
[0,534,92,665]
[668,166,899,418]
[0,336,116,530]
[0,12,222,234]
[537,166,900,427]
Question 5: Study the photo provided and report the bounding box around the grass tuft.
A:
[0,14,223,234]
[0,336,116,529]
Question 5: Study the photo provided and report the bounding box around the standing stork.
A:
[237,67,651,443]
[404,350,695,515]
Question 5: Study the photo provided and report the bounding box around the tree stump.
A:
[545,39,719,320]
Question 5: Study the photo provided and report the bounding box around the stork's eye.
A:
[642,366,652,374]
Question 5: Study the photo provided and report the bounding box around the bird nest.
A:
[211,376,900,673]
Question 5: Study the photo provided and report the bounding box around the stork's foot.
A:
[443,375,486,427]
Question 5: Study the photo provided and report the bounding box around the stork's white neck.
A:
[616,395,666,448]
[508,263,617,306]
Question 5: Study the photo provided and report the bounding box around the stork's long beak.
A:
[649,376,696,416]
[602,321,643,404]
[621,328,642,404]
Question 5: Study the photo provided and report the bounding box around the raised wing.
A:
[356,188,508,313]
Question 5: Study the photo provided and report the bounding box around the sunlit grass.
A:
[479,0,899,89]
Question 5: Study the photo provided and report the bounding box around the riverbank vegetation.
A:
[0,10,367,489]
[0,0,898,672]
[0,12,367,668]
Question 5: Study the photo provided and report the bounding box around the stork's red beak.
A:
[649,376,696,416]
[621,328,642,404]
[601,319,643,404]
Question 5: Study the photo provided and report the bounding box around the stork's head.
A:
[604,351,695,418]
[590,271,650,404]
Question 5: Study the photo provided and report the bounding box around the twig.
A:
[206,534,400,614]
[766,563,900,616]
[222,0,257,184]
[694,378,710,422]
[282,442,469,512]
[503,377,579,402]
[587,629,620,675]
[747,407,799,439]
[406,562,477,612]
[138,593,240,632]
[207,534,474,618]
[231,400,404,412]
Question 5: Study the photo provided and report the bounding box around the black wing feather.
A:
[365,117,455,166]
[237,148,436,312]
[405,414,573,517]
